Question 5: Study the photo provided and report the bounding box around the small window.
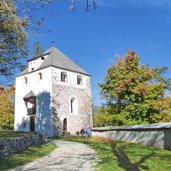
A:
[70,96,78,114]
[61,72,67,82]
[38,73,42,80]
[77,76,83,85]
[24,77,27,84]
[71,99,74,113]
[41,57,45,60]
[31,67,34,71]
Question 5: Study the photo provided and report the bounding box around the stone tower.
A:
[15,47,92,137]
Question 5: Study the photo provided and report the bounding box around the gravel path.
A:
[10,140,98,171]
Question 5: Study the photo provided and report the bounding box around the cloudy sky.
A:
[25,0,171,105]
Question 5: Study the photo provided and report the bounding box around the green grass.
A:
[0,142,56,171]
[58,136,171,171]
[0,131,33,139]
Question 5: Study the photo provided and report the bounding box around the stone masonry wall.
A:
[52,77,92,136]
[0,133,46,160]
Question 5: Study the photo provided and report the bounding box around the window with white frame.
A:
[70,97,78,114]
[77,75,83,85]
[61,72,67,82]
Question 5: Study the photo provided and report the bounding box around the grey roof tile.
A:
[19,68,28,75]
[18,47,90,76]
[39,47,90,75]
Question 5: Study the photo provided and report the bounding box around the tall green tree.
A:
[0,0,96,85]
[0,0,27,85]
[100,49,171,126]
[33,41,44,56]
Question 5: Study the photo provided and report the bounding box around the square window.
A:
[77,76,82,85]
[61,72,67,82]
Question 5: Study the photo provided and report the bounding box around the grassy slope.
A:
[59,136,171,171]
[0,142,56,171]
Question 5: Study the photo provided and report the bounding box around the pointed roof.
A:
[23,91,36,99]
[39,47,90,75]
[19,67,28,75]
[18,47,90,76]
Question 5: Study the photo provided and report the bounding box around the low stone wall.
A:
[0,133,46,160]
[92,122,171,150]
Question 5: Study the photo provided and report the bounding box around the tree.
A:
[161,97,171,122]
[0,0,96,85]
[53,0,96,12]
[100,49,171,126]
[33,41,44,56]
[93,106,116,127]
[153,67,171,90]
[0,85,15,130]
[0,0,27,85]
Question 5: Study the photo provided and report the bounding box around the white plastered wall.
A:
[15,66,53,135]
[52,68,90,89]
[28,54,48,72]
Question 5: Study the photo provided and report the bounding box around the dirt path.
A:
[10,140,98,171]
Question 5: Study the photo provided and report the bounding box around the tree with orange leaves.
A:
[0,85,15,130]
[100,49,171,126]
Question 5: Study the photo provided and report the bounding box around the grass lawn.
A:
[58,136,171,171]
[0,131,33,139]
[0,142,56,171]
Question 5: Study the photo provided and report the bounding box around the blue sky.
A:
[26,0,171,106]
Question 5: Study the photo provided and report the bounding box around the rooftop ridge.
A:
[18,46,90,76]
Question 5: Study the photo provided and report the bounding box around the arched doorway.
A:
[30,116,35,132]
[63,118,67,134]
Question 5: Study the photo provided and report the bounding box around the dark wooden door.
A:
[30,116,35,132]
[63,118,67,134]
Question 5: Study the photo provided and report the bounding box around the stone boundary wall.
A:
[92,123,171,150]
[0,133,46,160]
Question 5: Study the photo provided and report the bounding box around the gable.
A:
[18,47,90,76]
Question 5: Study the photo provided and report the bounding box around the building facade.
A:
[14,47,92,137]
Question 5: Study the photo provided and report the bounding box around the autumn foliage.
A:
[99,49,171,126]
[0,85,15,130]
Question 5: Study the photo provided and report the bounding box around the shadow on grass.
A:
[112,142,154,171]
[57,137,171,170]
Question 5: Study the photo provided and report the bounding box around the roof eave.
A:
[51,65,91,76]
[16,65,91,77]
[27,52,51,62]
